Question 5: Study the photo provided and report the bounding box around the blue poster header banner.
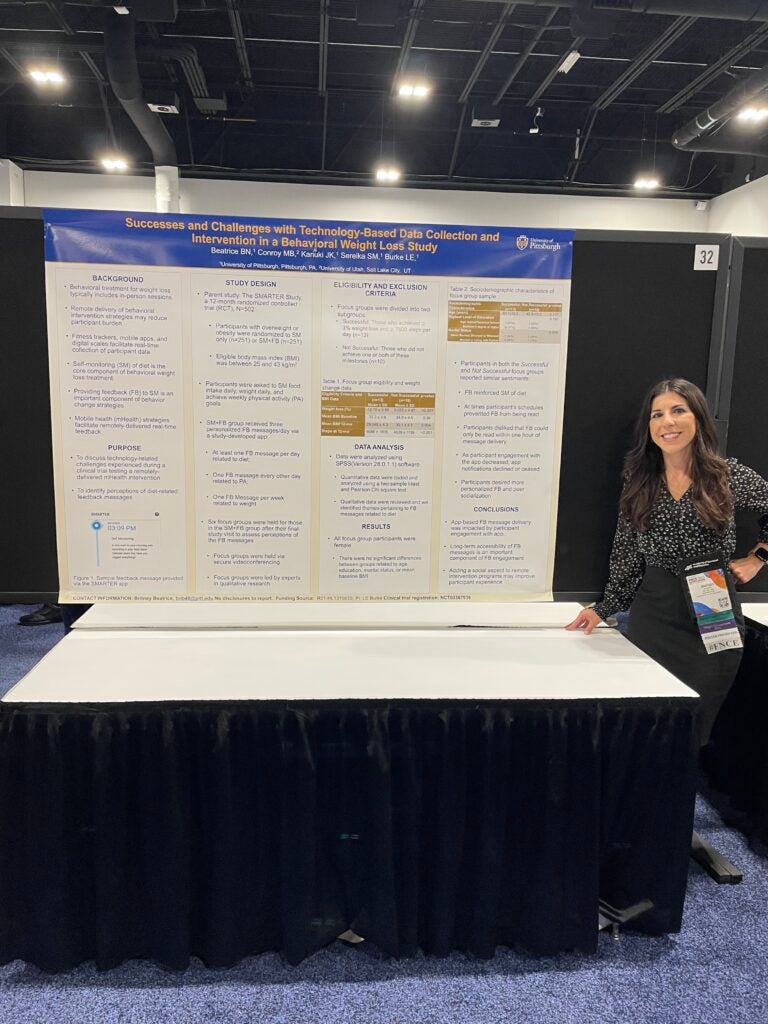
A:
[44,208,573,279]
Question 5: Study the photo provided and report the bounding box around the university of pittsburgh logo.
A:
[516,234,529,250]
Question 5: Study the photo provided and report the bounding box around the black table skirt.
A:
[0,697,696,971]
[704,621,768,843]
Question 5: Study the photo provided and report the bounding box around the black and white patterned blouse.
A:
[594,458,768,620]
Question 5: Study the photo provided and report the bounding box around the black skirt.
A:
[627,564,744,748]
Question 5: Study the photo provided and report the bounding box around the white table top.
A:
[743,603,768,628]
[3,627,697,704]
[72,600,590,631]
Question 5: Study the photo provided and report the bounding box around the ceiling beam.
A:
[445,0,768,22]
[657,22,768,113]
[226,0,253,91]
[564,16,695,180]
[44,0,105,85]
[458,3,516,105]
[448,100,468,176]
[493,6,560,105]
[4,27,759,79]
[390,0,426,95]
[0,48,24,75]
[321,90,328,169]
[527,36,585,107]
[0,34,714,111]
[319,0,329,96]
[593,15,697,111]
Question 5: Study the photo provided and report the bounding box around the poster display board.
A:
[44,210,572,602]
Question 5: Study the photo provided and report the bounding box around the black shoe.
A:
[18,604,63,626]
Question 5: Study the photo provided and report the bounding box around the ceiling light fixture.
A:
[398,81,431,100]
[101,156,129,172]
[634,177,660,190]
[28,68,66,86]
[736,105,768,123]
[529,106,543,135]
[375,165,401,183]
[558,50,581,75]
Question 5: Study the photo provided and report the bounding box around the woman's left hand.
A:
[729,554,763,584]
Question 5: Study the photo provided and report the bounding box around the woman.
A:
[566,378,768,747]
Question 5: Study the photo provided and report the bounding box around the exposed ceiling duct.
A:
[104,9,177,168]
[673,133,768,156]
[588,1,768,18]
[672,59,768,154]
[103,9,179,211]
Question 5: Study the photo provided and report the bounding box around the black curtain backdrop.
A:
[0,697,695,971]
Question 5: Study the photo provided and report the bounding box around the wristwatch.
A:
[753,545,768,566]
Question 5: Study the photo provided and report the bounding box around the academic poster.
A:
[44,209,573,601]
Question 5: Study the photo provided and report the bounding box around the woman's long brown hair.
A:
[619,378,732,533]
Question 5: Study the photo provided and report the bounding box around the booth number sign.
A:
[694,244,719,270]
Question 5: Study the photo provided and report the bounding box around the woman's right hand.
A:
[564,608,603,635]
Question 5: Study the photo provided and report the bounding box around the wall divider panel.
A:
[0,210,58,601]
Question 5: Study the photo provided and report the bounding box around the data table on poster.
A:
[321,394,436,439]
[448,299,563,344]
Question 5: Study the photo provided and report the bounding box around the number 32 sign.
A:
[694,244,719,270]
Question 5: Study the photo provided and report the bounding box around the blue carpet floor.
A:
[1,604,767,1024]
[0,603,64,700]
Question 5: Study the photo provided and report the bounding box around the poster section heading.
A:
[44,209,573,279]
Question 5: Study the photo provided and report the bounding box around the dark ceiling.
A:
[2,0,768,198]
